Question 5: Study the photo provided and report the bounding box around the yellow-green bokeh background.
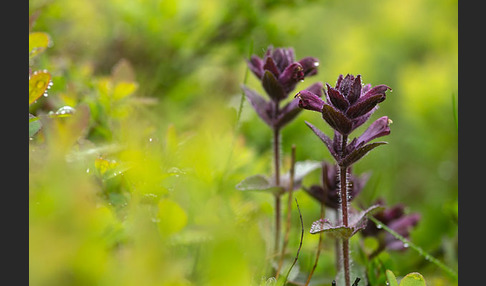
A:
[29,0,457,285]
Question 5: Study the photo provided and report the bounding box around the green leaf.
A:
[157,199,188,236]
[29,70,51,105]
[29,114,42,137]
[399,272,426,286]
[293,160,321,182]
[29,32,51,59]
[236,175,284,195]
[386,270,399,286]
[113,82,138,100]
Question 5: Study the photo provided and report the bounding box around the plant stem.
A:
[273,101,281,254]
[339,134,351,286]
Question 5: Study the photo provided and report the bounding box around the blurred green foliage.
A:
[29,0,457,285]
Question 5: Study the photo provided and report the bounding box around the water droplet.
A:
[86,168,90,173]
[55,106,76,115]
[403,243,409,248]
[386,282,390,286]
[148,138,153,142]
[313,62,320,67]
[377,224,383,229]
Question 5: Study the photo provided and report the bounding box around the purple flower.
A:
[247,46,319,101]
[303,162,370,209]
[242,46,321,129]
[361,199,421,251]
[296,74,391,135]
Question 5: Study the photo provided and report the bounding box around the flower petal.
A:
[347,74,362,104]
[362,84,392,99]
[296,90,325,112]
[338,74,355,96]
[298,57,319,77]
[262,70,287,101]
[326,83,349,111]
[276,83,323,128]
[247,55,264,79]
[346,93,386,119]
[355,116,391,147]
[278,62,304,93]
[263,56,280,78]
[321,103,353,135]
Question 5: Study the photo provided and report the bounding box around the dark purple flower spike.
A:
[239,46,321,256]
[242,46,322,129]
[245,45,320,103]
[298,74,392,286]
[296,74,391,136]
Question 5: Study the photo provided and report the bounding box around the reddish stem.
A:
[339,135,351,286]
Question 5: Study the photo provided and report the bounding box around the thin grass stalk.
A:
[304,202,325,286]
[282,198,304,285]
[276,145,296,279]
[273,100,281,254]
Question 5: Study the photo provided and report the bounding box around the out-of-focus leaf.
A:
[29,114,42,137]
[29,70,51,105]
[42,104,90,154]
[236,174,283,195]
[386,270,399,286]
[157,199,188,236]
[293,160,322,182]
[113,82,138,100]
[399,272,426,286]
[111,58,135,83]
[95,158,118,176]
[280,160,321,190]
[29,32,51,59]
